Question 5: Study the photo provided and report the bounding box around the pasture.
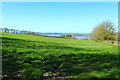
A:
[1,32,119,79]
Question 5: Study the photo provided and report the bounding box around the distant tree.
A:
[60,35,76,39]
[25,31,30,34]
[9,29,12,33]
[0,28,2,32]
[20,30,24,34]
[23,30,26,34]
[3,28,9,33]
[66,35,72,37]
[30,32,35,35]
[90,21,116,41]
[15,30,19,33]
[26,31,35,35]
[13,29,16,33]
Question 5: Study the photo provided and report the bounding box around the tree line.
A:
[0,28,36,35]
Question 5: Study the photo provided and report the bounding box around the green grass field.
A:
[1,32,119,79]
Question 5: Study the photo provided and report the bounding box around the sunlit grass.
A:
[2,32,119,79]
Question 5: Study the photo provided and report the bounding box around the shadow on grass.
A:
[2,37,119,80]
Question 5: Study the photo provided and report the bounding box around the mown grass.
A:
[1,32,119,80]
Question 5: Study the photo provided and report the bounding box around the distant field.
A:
[1,32,119,79]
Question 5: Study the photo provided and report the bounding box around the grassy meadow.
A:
[1,32,119,79]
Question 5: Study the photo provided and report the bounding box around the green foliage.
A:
[90,21,116,41]
[1,32,119,79]
[21,68,42,80]
[60,35,76,39]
